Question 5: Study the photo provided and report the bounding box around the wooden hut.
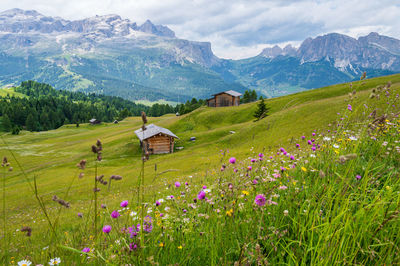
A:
[134,124,179,155]
[89,118,101,125]
[207,90,242,107]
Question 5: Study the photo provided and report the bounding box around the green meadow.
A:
[1,73,400,264]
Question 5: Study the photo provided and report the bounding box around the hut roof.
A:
[134,124,179,141]
[212,90,242,97]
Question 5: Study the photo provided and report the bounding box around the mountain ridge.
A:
[0,8,399,101]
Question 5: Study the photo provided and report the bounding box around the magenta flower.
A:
[202,185,207,189]
[77,212,83,218]
[155,200,161,206]
[348,104,352,111]
[111,210,120,219]
[301,136,305,139]
[356,175,362,180]
[185,182,189,186]
[258,153,264,158]
[247,166,252,171]
[311,146,316,151]
[197,190,206,200]
[120,200,128,207]
[307,140,312,145]
[101,204,106,209]
[233,168,238,173]
[251,158,256,163]
[252,179,258,184]
[312,132,316,136]
[103,225,112,234]
[175,182,181,188]
[280,148,286,153]
[129,243,137,251]
[82,247,90,253]
[229,157,236,164]
[296,144,300,148]
[255,194,266,206]
[290,155,295,160]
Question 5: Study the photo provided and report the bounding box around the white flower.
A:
[323,137,331,141]
[130,211,137,217]
[18,260,32,266]
[157,198,165,203]
[203,189,211,193]
[164,207,170,212]
[283,210,289,216]
[333,144,339,149]
[310,154,316,158]
[349,136,357,141]
[48,257,61,265]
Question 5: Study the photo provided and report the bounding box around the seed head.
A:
[141,111,147,124]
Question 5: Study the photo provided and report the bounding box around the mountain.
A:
[0,9,399,100]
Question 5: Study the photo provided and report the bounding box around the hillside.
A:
[0,73,399,264]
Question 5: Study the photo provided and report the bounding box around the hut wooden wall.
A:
[146,134,173,154]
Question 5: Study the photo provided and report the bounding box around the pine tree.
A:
[2,114,12,132]
[26,113,37,132]
[254,96,269,121]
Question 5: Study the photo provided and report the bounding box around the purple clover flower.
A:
[255,194,266,206]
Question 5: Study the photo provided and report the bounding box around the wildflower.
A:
[178,245,183,249]
[197,190,206,200]
[202,185,207,189]
[311,146,316,151]
[77,212,83,218]
[283,210,289,216]
[255,194,266,206]
[82,247,90,253]
[301,167,307,172]
[226,209,234,216]
[155,200,161,206]
[312,132,316,136]
[348,104,352,111]
[296,144,300,148]
[48,257,61,265]
[52,195,70,208]
[18,260,32,266]
[103,225,112,234]
[301,136,305,139]
[229,157,236,164]
[111,210,120,219]
[290,155,295,160]
[129,243,137,251]
[247,166,252,171]
[175,181,181,187]
[333,144,339,149]
[252,179,258,184]
[251,158,256,163]
[76,159,87,170]
[143,216,153,232]
[349,136,357,141]
[185,182,189,186]
[120,200,129,208]
[323,137,331,141]
[278,185,288,190]
[21,226,32,237]
[356,175,362,180]
[101,204,106,209]
[242,190,249,196]
[159,242,164,247]
[258,153,264,158]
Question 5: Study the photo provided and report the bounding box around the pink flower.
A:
[247,166,252,171]
[175,182,181,188]
[202,185,207,189]
[120,200,128,207]
[197,190,206,200]
[348,104,352,111]
[252,179,258,184]
[356,175,362,180]
[103,225,112,234]
[258,153,264,158]
[278,185,288,190]
[229,157,236,164]
[82,247,90,253]
[111,210,120,219]
[155,200,161,206]
[251,158,256,163]
[255,194,266,206]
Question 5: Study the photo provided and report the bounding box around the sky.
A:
[1,0,400,59]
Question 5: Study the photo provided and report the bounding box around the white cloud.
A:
[1,0,400,59]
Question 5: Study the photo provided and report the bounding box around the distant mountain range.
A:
[0,8,399,101]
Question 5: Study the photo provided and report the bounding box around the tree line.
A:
[0,81,179,133]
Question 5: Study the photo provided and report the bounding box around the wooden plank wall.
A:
[147,134,172,154]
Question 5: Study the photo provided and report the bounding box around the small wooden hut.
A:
[89,118,101,125]
[134,124,179,155]
[207,90,242,107]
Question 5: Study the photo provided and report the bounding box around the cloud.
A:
[1,0,400,59]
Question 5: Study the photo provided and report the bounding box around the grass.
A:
[0,73,399,264]
[0,87,26,98]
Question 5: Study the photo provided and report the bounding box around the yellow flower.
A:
[178,245,183,249]
[159,242,164,247]
[242,190,249,196]
[221,194,224,198]
[226,209,234,216]
[301,167,307,172]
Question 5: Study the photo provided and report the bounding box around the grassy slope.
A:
[0,73,399,251]
[0,87,26,98]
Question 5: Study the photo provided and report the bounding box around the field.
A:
[1,73,400,264]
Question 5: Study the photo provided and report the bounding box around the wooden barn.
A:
[134,124,179,155]
[89,118,101,125]
[207,90,242,107]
